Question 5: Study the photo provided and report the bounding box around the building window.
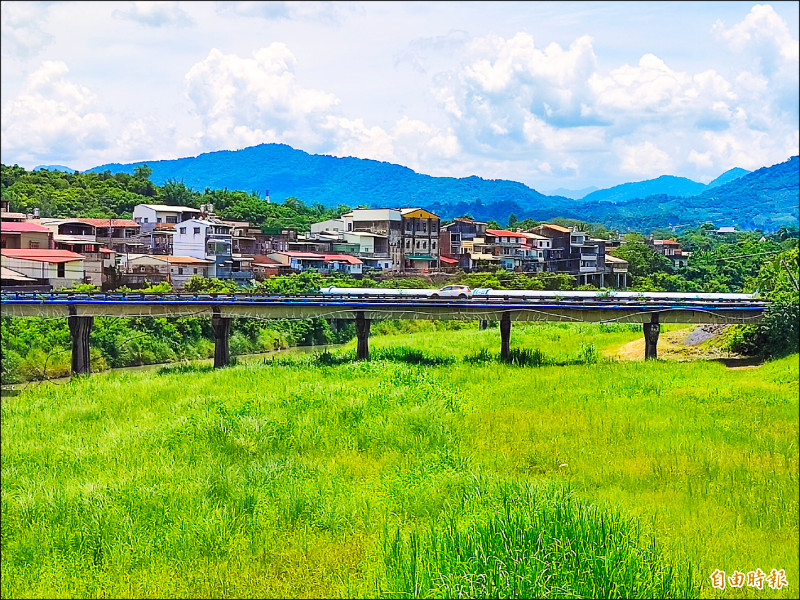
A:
[57,263,65,277]
[166,216,177,224]
[144,218,149,223]
[432,241,436,249]
[193,227,201,235]
[180,227,186,234]
[194,268,198,274]
[178,267,184,275]
[157,218,162,223]
[29,241,40,249]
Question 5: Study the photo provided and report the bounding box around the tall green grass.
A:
[1,324,796,598]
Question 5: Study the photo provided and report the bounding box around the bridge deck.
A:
[0,292,768,324]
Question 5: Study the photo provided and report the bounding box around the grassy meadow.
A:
[1,322,798,598]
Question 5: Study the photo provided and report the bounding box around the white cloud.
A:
[713,4,799,67]
[183,45,463,174]
[1,61,111,163]
[185,45,342,152]
[618,141,674,177]
[112,1,193,28]
[0,1,55,58]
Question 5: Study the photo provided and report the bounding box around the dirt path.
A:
[603,325,761,367]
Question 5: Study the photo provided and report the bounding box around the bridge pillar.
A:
[643,313,660,360]
[500,312,511,360]
[355,312,370,361]
[211,312,233,368]
[68,313,94,376]
[479,320,488,330]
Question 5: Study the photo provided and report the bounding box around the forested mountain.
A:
[706,167,750,189]
[580,175,707,204]
[5,143,795,232]
[86,143,575,218]
[558,156,798,232]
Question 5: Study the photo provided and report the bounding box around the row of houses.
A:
[0,198,690,291]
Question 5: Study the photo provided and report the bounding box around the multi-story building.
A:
[133,204,201,230]
[342,209,402,270]
[440,218,487,270]
[648,237,689,268]
[530,224,572,272]
[75,218,142,254]
[172,217,252,282]
[569,229,606,282]
[400,208,440,271]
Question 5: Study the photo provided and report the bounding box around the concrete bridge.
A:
[0,290,768,376]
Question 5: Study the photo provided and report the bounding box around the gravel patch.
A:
[682,324,728,346]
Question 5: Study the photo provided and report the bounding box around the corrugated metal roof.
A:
[77,218,139,227]
[0,221,52,233]
[323,254,363,265]
[1,249,85,263]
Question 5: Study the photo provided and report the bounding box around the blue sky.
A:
[1,1,798,192]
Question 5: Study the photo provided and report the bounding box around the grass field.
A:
[1,323,797,598]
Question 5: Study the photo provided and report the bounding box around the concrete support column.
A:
[211,312,233,368]
[479,320,488,330]
[68,313,94,376]
[643,313,660,360]
[500,312,511,360]
[355,312,371,361]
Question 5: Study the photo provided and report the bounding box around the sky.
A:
[1,1,798,193]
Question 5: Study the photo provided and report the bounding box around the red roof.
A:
[486,229,524,237]
[323,254,363,265]
[439,256,459,264]
[77,218,139,228]
[0,221,52,233]
[1,249,85,263]
[251,254,281,265]
[660,240,680,245]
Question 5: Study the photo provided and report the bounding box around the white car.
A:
[430,285,473,299]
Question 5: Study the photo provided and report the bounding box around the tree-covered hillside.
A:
[83,143,797,232]
[0,164,346,232]
[560,156,799,232]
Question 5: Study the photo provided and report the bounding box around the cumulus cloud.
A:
[618,141,674,176]
[1,61,111,163]
[183,44,460,173]
[713,4,799,70]
[112,1,193,28]
[429,6,798,187]
[0,1,55,58]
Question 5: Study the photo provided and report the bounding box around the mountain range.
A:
[84,144,798,232]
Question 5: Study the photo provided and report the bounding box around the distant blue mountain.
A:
[86,144,798,232]
[34,164,75,173]
[542,186,599,200]
[706,167,750,189]
[87,142,572,217]
[556,156,798,232]
[580,175,707,204]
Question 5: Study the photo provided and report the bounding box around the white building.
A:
[310,218,345,234]
[133,204,202,232]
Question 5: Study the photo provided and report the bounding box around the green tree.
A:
[729,247,799,357]
[609,241,672,280]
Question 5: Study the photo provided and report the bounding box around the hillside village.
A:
[0,196,702,292]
